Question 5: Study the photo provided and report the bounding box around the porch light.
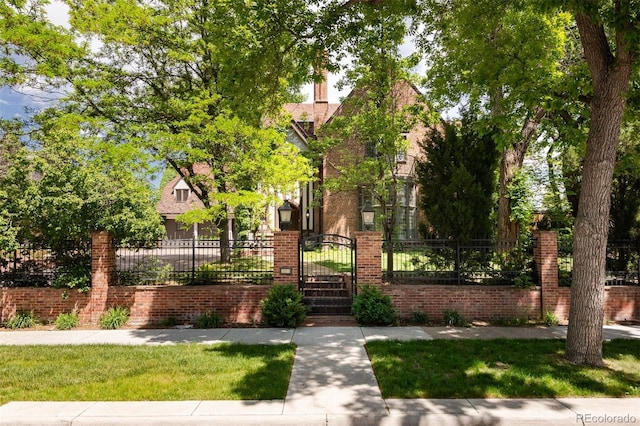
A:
[361,200,375,230]
[278,200,293,230]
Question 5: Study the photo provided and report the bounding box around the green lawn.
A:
[0,343,295,404]
[367,339,640,398]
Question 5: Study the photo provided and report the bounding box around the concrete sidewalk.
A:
[0,324,639,425]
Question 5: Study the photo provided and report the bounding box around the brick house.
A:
[283,73,428,239]
[157,73,427,240]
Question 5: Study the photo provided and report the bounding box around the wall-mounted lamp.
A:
[361,200,375,231]
[278,200,293,230]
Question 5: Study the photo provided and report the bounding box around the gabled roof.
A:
[324,79,425,126]
[157,165,211,218]
[283,101,340,137]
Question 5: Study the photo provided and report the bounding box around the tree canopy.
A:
[418,112,498,240]
[1,0,317,249]
[0,113,164,249]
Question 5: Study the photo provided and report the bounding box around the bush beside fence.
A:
[0,241,91,289]
[116,239,274,286]
[383,238,534,286]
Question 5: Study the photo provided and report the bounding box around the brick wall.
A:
[1,230,638,327]
[604,286,639,322]
[90,231,115,323]
[107,285,270,326]
[0,285,270,326]
[273,231,299,285]
[355,232,382,285]
[377,284,541,321]
[1,287,91,324]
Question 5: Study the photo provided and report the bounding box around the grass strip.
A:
[367,338,640,398]
[0,343,295,404]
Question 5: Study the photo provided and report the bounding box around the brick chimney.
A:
[314,68,328,104]
[313,68,329,129]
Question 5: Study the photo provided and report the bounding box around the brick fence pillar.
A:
[355,232,382,286]
[533,230,559,317]
[90,231,115,323]
[273,231,300,285]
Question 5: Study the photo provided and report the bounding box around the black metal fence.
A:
[0,241,91,288]
[383,239,534,286]
[116,239,274,286]
[558,239,640,287]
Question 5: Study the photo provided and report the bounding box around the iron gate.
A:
[299,234,356,315]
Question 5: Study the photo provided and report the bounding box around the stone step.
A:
[302,281,347,290]
[307,304,353,315]
[303,275,346,283]
[303,288,350,298]
[304,296,353,315]
[304,297,352,308]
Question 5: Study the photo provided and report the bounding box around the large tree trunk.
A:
[565,9,633,366]
[497,109,545,243]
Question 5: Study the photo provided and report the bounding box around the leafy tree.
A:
[0,120,23,251]
[554,0,640,366]
[416,0,574,243]
[610,122,640,242]
[0,111,164,248]
[313,3,426,274]
[417,112,498,240]
[1,0,316,262]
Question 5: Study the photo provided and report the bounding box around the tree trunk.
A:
[496,107,544,245]
[497,146,522,243]
[565,10,633,366]
[220,218,232,264]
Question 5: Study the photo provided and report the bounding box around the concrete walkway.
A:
[0,324,639,425]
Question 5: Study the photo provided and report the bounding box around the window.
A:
[358,179,418,238]
[396,133,408,163]
[175,188,189,203]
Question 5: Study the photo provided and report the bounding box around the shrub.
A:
[261,284,307,328]
[194,311,225,328]
[161,315,180,327]
[53,264,91,293]
[444,309,466,327]
[514,272,535,289]
[411,310,428,325]
[352,285,399,326]
[543,311,559,326]
[99,306,130,330]
[55,311,79,330]
[5,310,38,329]
[116,257,173,286]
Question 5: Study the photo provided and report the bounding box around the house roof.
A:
[156,165,211,218]
[283,102,340,137]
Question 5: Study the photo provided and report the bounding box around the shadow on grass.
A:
[367,338,640,399]
[204,343,296,400]
[312,259,353,273]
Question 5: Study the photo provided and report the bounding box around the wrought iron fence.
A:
[558,238,640,287]
[0,241,91,288]
[116,239,274,286]
[383,238,534,286]
[558,236,573,287]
